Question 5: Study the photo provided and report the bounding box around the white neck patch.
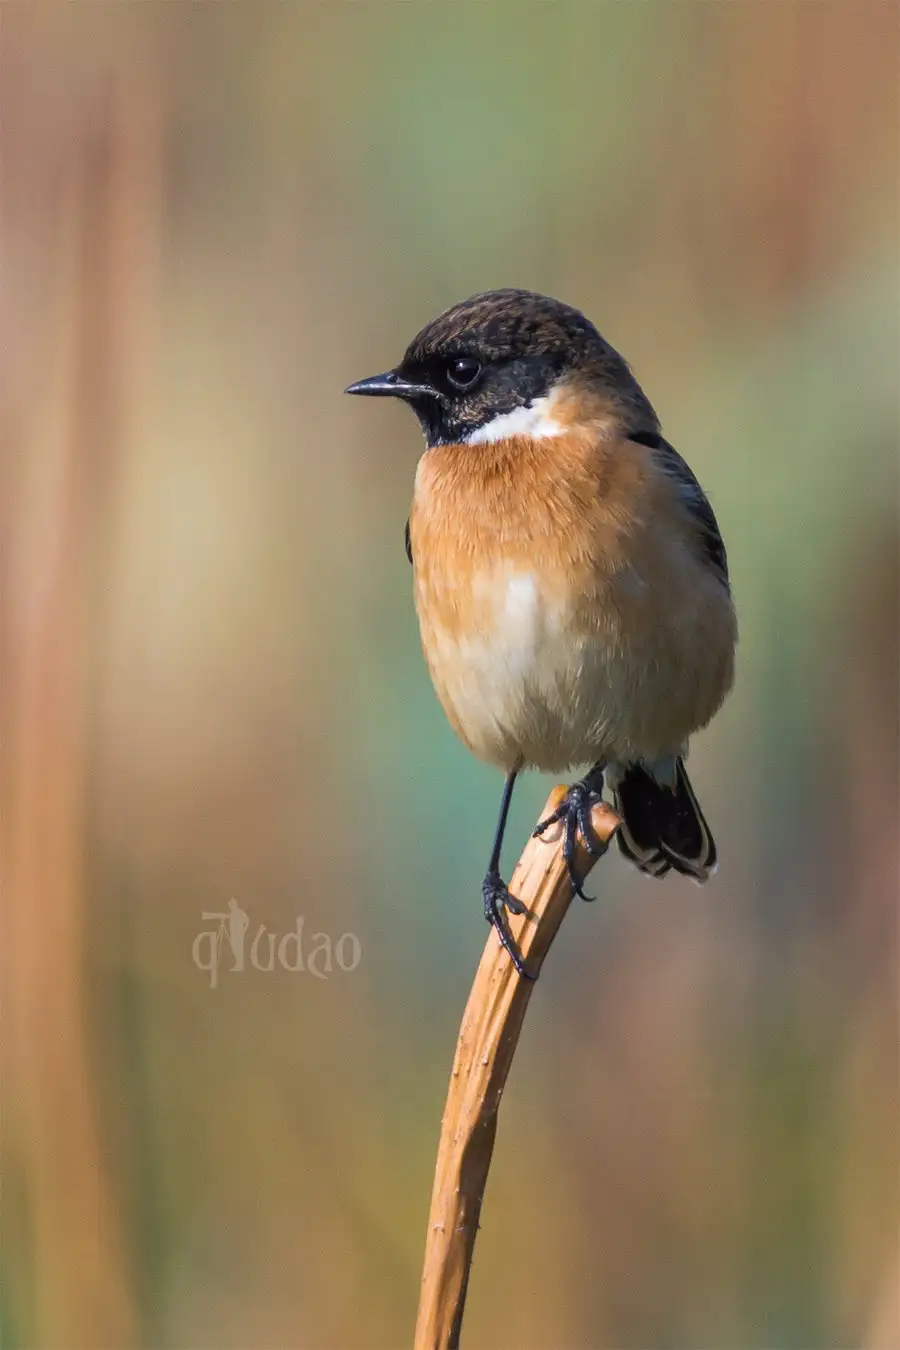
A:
[464,395,565,447]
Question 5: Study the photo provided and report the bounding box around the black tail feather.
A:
[613,759,716,882]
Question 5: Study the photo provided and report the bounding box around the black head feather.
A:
[348,289,657,448]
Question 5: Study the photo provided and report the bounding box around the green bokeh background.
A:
[3,4,897,1348]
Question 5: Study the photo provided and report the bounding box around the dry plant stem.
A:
[413,787,621,1350]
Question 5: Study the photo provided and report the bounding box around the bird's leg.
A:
[481,768,534,980]
[532,763,609,901]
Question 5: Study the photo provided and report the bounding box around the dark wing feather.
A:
[628,430,729,585]
[404,519,412,564]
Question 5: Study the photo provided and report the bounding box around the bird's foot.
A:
[532,768,608,901]
[482,869,534,980]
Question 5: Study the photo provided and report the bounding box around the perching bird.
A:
[346,289,736,977]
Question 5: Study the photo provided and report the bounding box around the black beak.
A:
[344,369,437,400]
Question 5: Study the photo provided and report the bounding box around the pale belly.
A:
[415,562,733,775]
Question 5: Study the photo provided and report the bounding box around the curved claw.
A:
[532,807,563,839]
[533,773,608,902]
[481,871,534,979]
[577,795,606,857]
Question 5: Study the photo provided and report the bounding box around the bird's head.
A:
[345,288,657,449]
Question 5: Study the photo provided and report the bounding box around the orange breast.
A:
[408,430,735,773]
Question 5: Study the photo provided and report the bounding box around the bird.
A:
[346,289,736,977]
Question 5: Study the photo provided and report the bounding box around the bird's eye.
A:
[446,357,482,391]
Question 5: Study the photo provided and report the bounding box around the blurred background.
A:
[2,4,897,1348]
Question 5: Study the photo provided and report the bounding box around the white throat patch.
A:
[464,395,565,446]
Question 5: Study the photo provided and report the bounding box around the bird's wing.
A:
[628,430,729,585]
[405,519,413,564]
